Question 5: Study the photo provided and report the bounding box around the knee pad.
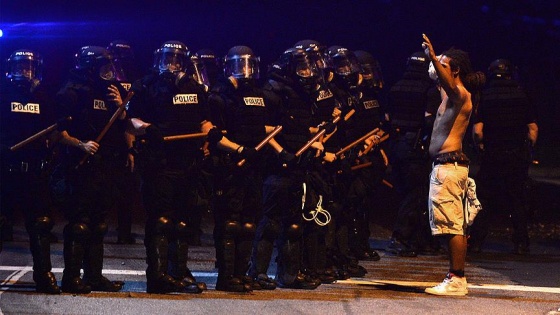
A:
[175,221,190,239]
[263,219,280,241]
[240,222,256,240]
[92,222,108,236]
[154,216,174,236]
[225,220,241,237]
[64,222,91,242]
[33,216,54,234]
[286,223,303,241]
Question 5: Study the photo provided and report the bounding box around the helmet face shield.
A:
[225,55,260,80]
[360,63,384,89]
[157,51,186,74]
[98,61,120,81]
[188,57,210,87]
[6,50,43,84]
[332,55,361,76]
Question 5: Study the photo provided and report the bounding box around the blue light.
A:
[0,29,3,37]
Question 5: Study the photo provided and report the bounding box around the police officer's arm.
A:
[472,122,484,152]
[527,122,538,147]
[58,130,99,155]
[200,120,242,153]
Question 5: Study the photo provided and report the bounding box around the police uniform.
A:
[207,77,269,292]
[386,62,439,256]
[0,76,60,294]
[469,77,536,254]
[55,65,128,293]
[127,71,208,294]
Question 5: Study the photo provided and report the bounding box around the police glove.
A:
[238,146,258,163]
[144,125,164,148]
[318,121,336,134]
[279,149,296,168]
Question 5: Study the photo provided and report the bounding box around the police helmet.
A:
[276,47,320,91]
[153,40,189,75]
[75,46,119,81]
[188,54,210,88]
[107,40,134,60]
[354,50,384,90]
[488,59,514,79]
[326,46,362,88]
[224,46,260,80]
[6,49,43,87]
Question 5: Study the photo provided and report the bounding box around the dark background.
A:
[1,0,559,163]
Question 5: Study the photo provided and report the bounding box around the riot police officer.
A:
[386,51,440,257]
[54,46,127,293]
[248,47,336,290]
[469,59,538,255]
[194,49,222,91]
[207,45,276,292]
[107,39,143,245]
[126,41,212,294]
[0,49,60,294]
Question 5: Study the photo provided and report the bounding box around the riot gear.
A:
[188,54,210,89]
[224,45,260,82]
[194,49,221,89]
[325,46,362,90]
[488,58,515,80]
[153,40,189,77]
[293,39,330,84]
[354,50,384,90]
[275,47,320,92]
[75,46,120,82]
[6,49,43,90]
[107,40,134,82]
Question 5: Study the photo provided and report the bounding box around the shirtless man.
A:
[421,34,483,296]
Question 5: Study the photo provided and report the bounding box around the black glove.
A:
[239,146,258,162]
[279,149,296,167]
[144,124,164,148]
[55,116,72,132]
[318,121,336,134]
[207,127,223,145]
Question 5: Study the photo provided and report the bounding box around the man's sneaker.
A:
[425,274,468,296]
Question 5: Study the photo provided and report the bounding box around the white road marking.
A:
[338,278,560,294]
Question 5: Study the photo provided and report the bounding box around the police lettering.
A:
[243,97,265,106]
[363,100,379,110]
[15,51,34,57]
[317,89,333,101]
[173,94,198,104]
[93,99,108,110]
[11,102,40,114]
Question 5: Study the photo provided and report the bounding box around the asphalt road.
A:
[1,221,559,315]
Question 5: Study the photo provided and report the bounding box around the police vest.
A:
[267,80,313,152]
[223,85,267,147]
[388,73,433,131]
[479,80,532,149]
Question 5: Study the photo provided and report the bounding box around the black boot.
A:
[145,234,183,293]
[83,242,123,292]
[61,239,91,294]
[27,218,61,294]
[215,237,251,292]
[83,223,123,292]
[29,233,61,294]
[169,236,205,294]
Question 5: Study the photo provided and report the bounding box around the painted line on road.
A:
[338,279,560,294]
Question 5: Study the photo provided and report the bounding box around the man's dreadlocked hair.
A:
[442,47,486,112]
